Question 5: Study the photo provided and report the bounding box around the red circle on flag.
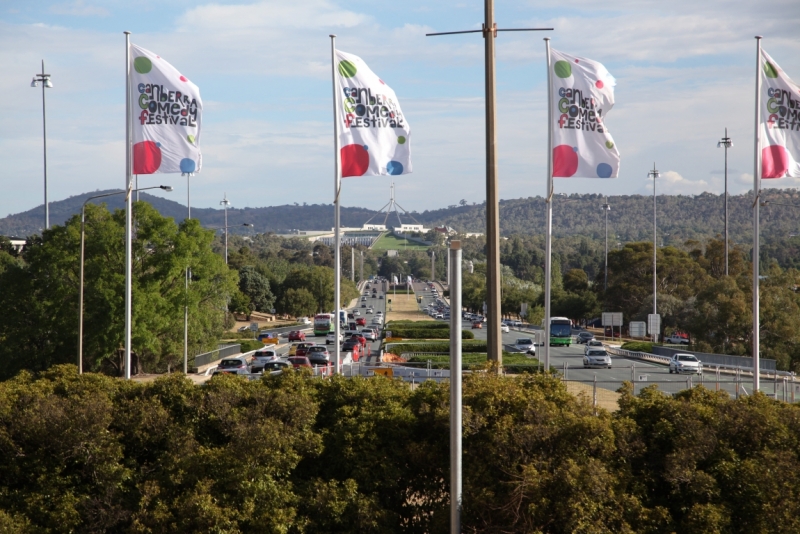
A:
[133,141,162,174]
[341,144,369,177]
[553,145,578,177]
[762,145,789,178]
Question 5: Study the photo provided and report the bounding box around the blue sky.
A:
[2,0,799,223]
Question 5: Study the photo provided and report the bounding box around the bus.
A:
[314,314,335,336]
[544,316,573,346]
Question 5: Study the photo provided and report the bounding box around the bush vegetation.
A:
[621,341,655,352]
[2,366,800,532]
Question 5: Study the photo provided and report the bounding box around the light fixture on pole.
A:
[717,129,733,276]
[601,197,611,291]
[220,193,231,264]
[647,163,660,343]
[31,60,53,230]
[79,185,173,374]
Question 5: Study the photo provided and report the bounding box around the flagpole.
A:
[331,34,342,374]
[124,30,133,379]
[752,35,762,392]
[543,37,553,372]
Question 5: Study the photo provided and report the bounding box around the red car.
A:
[356,317,366,326]
[287,356,312,369]
[288,330,305,342]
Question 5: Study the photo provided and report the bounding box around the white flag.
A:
[760,49,800,178]
[406,275,413,286]
[393,275,399,285]
[335,50,411,177]
[130,44,202,174]
[550,48,619,178]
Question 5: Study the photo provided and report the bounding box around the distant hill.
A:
[2,188,799,245]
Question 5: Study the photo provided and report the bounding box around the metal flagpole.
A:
[448,240,462,534]
[124,31,133,379]
[41,60,50,230]
[543,37,553,372]
[331,34,342,375]
[651,163,658,343]
[753,35,762,392]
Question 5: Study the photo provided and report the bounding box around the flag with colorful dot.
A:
[129,43,202,175]
[760,48,800,179]
[334,49,412,178]
[550,48,619,178]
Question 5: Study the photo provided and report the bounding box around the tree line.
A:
[1,365,800,533]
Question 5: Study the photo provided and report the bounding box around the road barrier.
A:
[192,344,241,369]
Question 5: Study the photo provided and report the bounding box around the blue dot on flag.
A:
[596,163,613,178]
[180,158,196,173]
[387,161,404,175]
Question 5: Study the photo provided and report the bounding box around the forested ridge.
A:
[3,189,799,245]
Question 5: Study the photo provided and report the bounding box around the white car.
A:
[501,324,510,333]
[360,328,377,341]
[326,332,343,345]
[584,339,604,355]
[583,349,612,369]
[515,338,536,355]
[366,308,374,314]
[298,317,311,325]
[372,317,383,326]
[669,353,702,374]
[353,310,361,316]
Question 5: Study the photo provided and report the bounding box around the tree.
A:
[280,287,318,318]
[238,266,275,312]
[0,202,237,378]
[563,268,589,292]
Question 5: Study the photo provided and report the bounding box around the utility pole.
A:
[602,197,611,291]
[220,193,231,264]
[718,129,733,276]
[648,164,660,343]
[426,6,552,372]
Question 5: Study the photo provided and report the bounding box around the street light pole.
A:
[31,60,53,230]
[79,186,172,373]
[602,197,611,291]
[718,129,733,276]
[648,164,660,343]
[220,193,231,264]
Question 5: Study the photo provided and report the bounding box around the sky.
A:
[2,0,800,221]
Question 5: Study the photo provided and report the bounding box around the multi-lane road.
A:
[411,281,755,398]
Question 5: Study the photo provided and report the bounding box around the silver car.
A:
[214,356,251,375]
[584,339,604,355]
[669,353,702,374]
[583,349,612,369]
[514,338,536,355]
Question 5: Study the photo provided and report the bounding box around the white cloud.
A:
[49,0,109,17]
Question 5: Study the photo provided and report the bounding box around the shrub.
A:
[621,341,654,352]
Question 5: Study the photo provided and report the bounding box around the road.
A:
[412,281,756,399]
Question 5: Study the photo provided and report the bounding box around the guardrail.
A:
[606,346,794,378]
[193,344,241,368]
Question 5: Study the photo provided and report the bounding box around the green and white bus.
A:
[314,314,335,336]
[544,316,573,346]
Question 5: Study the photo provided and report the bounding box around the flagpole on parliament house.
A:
[330,34,342,375]
[427,2,552,372]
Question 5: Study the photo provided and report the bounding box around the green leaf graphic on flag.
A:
[134,56,152,74]
[338,60,357,78]
[554,60,572,79]
[764,62,779,79]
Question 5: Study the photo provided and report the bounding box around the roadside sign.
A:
[602,312,623,327]
[249,322,259,332]
[647,314,661,335]
[629,321,646,337]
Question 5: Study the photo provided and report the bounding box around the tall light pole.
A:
[648,164,660,343]
[79,186,172,373]
[31,61,53,230]
[220,193,231,263]
[718,129,733,276]
[602,197,611,291]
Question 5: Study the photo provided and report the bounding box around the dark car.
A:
[288,330,306,342]
[342,340,362,360]
[214,356,250,375]
[306,345,331,361]
[349,333,367,347]
[577,331,595,344]
[261,360,291,374]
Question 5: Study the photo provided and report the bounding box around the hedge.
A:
[620,341,654,353]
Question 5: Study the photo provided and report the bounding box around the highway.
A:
[411,281,756,399]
